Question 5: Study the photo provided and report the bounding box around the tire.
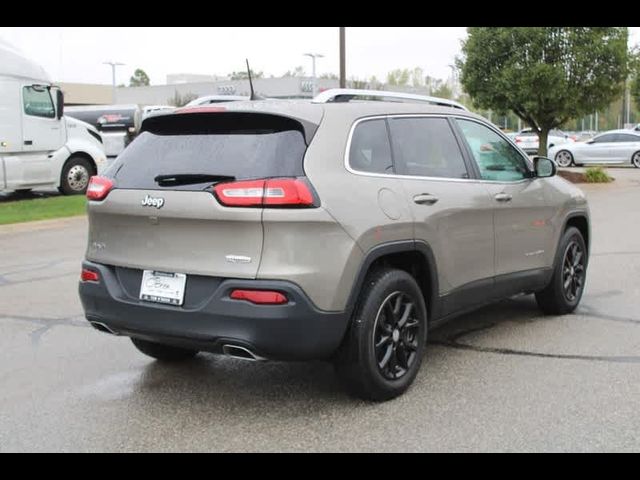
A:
[555,150,574,168]
[535,226,587,315]
[131,338,198,362]
[334,268,428,401]
[59,156,94,195]
[632,151,640,169]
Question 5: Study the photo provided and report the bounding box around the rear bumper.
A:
[78,261,349,360]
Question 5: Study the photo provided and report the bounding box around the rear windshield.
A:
[104,113,308,190]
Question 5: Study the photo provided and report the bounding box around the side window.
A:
[388,117,469,179]
[348,119,393,174]
[592,134,615,144]
[456,119,530,182]
[618,134,640,143]
[23,86,55,118]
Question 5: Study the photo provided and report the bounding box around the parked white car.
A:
[142,105,175,121]
[514,128,575,154]
[185,95,249,107]
[0,39,107,195]
[549,129,640,168]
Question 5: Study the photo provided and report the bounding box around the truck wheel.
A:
[59,156,94,195]
[334,268,428,401]
[131,338,198,362]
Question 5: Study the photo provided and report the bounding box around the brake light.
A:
[81,268,100,283]
[213,178,315,207]
[230,289,288,305]
[86,176,114,201]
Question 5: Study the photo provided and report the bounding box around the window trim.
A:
[344,113,533,184]
[22,85,56,119]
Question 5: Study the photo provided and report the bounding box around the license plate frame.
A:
[139,270,187,306]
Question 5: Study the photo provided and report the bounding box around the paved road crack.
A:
[0,313,89,345]
[431,304,640,364]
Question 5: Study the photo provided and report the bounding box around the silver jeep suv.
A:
[79,89,590,401]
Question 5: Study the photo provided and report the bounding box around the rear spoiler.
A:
[141,110,320,146]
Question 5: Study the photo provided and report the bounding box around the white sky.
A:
[1,27,639,86]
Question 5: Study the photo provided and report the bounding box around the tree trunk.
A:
[538,128,549,157]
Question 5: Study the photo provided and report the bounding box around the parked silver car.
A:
[79,89,591,401]
[549,129,640,168]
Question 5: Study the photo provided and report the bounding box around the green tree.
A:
[458,27,630,155]
[386,69,410,87]
[432,83,453,99]
[410,67,424,88]
[129,68,150,87]
[167,91,198,107]
[632,51,640,111]
[283,66,306,77]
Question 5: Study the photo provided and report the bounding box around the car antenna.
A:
[246,59,263,100]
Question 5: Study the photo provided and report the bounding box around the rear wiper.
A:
[154,174,235,187]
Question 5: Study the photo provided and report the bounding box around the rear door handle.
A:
[413,194,439,205]
[494,193,512,202]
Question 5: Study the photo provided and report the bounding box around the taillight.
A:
[213,178,316,208]
[81,268,100,283]
[230,289,288,305]
[86,176,114,201]
[515,137,522,143]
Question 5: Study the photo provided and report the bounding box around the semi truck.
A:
[0,39,107,195]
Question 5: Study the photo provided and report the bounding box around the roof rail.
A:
[311,88,468,111]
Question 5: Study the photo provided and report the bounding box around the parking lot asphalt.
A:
[1,168,639,452]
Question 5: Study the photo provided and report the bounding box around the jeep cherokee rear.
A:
[79,93,590,401]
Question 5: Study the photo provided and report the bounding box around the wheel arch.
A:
[62,151,97,176]
[563,213,590,256]
[343,240,440,323]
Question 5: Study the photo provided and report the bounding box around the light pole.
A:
[339,27,346,88]
[303,53,324,98]
[103,61,125,103]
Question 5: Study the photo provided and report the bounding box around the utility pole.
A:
[303,53,324,98]
[103,61,125,104]
[339,27,346,88]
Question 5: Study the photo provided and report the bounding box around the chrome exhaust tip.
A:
[222,344,265,361]
[90,321,119,335]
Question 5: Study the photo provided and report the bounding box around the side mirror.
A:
[586,139,595,144]
[55,88,64,119]
[533,156,556,178]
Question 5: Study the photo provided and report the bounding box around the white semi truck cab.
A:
[0,39,107,195]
